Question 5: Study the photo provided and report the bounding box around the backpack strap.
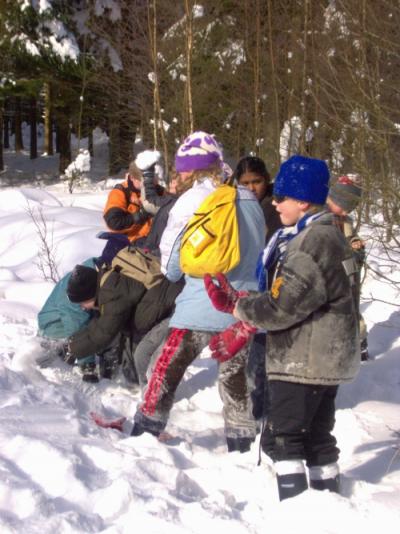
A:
[342,256,358,287]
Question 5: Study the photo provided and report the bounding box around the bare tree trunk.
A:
[108,117,122,174]
[3,99,10,149]
[148,0,169,171]
[267,0,280,166]
[253,0,261,154]
[44,82,53,156]
[88,121,94,157]
[184,0,194,134]
[30,97,38,160]
[0,104,3,171]
[14,97,24,152]
[300,0,310,154]
[56,114,71,174]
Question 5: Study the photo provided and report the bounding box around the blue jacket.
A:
[161,181,265,332]
[37,258,97,340]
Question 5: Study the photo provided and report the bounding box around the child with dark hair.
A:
[232,155,283,421]
[205,155,360,499]
[232,156,281,244]
[38,259,103,382]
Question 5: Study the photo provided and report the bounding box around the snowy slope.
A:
[0,140,399,534]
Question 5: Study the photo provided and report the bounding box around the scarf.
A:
[256,211,326,291]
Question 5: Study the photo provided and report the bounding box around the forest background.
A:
[1,0,399,241]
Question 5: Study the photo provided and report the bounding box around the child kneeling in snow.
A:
[37,258,120,382]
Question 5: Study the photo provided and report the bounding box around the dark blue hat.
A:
[67,265,98,303]
[273,155,330,205]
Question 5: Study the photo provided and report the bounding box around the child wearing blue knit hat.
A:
[204,154,360,501]
[273,154,330,205]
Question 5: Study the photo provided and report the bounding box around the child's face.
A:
[168,177,178,194]
[273,197,309,225]
[79,298,96,311]
[127,174,142,191]
[326,197,348,216]
[238,172,268,201]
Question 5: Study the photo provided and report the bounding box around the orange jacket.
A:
[103,180,152,242]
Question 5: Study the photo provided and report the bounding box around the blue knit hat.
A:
[273,155,330,204]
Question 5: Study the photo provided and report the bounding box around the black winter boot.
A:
[80,362,99,383]
[310,475,340,493]
[360,338,369,361]
[98,355,118,379]
[131,411,164,438]
[226,436,254,453]
[130,423,160,438]
[276,472,308,501]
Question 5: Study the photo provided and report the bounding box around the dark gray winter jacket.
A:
[69,270,146,358]
[235,211,360,385]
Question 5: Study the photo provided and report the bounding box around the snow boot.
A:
[275,460,308,501]
[310,475,340,493]
[98,355,118,379]
[309,462,340,493]
[226,436,254,453]
[130,412,164,438]
[360,338,369,361]
[57,344,75,365]
[130,423,160,438]
[80,362,99,383]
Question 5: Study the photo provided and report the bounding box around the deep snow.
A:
[0,131,399,534]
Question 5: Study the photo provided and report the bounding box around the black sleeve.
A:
[104,207,150,231]
[143,178,163,207]
[261,197,283,244]
[69,273,146,357]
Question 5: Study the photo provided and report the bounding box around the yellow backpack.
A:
[180,184,240,277]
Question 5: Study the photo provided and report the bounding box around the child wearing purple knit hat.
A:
[175,131,223,172]
[130,131,265,452]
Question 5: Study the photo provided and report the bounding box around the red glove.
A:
[209,321,256,363]
[204,273,248,314]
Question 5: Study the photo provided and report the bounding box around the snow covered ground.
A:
[0,134,399,533]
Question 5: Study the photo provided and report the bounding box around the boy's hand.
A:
[204,273,248,314]
[351,238,364,250]
[209,321,256,363]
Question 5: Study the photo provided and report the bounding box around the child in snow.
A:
[232,155,282,243]
[205,155,360,499]
[232,155,283,421]
[326,174,369,360]
[66,253,184,382]
[103,152,164,244]
[37,257,115,382]
[131,131,265,453]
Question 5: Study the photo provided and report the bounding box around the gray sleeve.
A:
[235,249,327,331]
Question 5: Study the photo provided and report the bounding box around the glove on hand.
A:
[142,163,156,181]
[130,206,151,225]
[209,321,256,363]
[63,342,76,365]
[204,273,248,314]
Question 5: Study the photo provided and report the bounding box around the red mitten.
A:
[209,321,257,363]
[204,273,248,314]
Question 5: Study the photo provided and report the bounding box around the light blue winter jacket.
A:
[160,180,265,332]
[37,258,97,339]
